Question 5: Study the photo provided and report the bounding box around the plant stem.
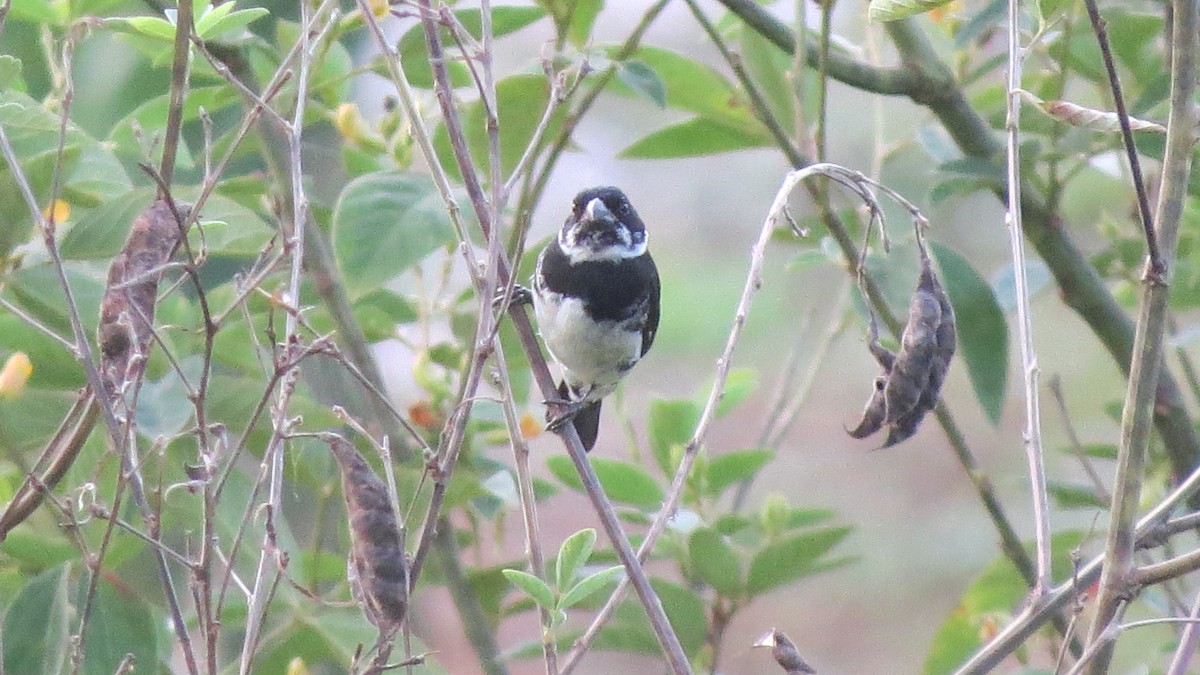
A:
[1084,0,1197,669]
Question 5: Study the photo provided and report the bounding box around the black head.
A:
[558,186,647,263]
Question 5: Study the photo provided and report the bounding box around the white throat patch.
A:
[558,224,647,264]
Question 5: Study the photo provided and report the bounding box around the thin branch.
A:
[1005,0,1052,596]
[159,0,191,187]
[1081,0,1161,277]
[1084,0,1197,669]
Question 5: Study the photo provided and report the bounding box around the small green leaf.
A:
[619,118,772,159]
[559,565,621,610]
[609,46,758,129]
[617,60,666,108]
[566,0,603,46]
[931,243,1009,425]
[689,528,742,596]
[106,15,177,41]
[84,580,159,675]
[331,171,453,296]
[2,565,70,674]
[706,449,774,498]
[651,578,708,657]
[545,456,665,508]
[712,368,758,417]
[869,0,956,22]
[1047,480,1108,510]
[746,526,852,595]
[648,399,700,476]
[396,7,547,88]
[0,55,22,91]
[502,569,555,611]
[556,528,597,590]
[196,5,268,39]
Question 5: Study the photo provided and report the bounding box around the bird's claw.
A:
[543,397,583,432]
[493,284,533,310]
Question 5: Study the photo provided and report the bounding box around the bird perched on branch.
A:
[522,186,660,451]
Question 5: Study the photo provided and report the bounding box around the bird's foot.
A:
[543,396,585,432]
[492,284,533,310]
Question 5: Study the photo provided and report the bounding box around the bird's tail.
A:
[558,381,602,452]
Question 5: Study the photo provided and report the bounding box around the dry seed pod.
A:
[881,254,957,447]
[882,288,941,424]
[754,629,816,674]
[325,435,408,630]
[848,246,956,448]
[97,200,187,399]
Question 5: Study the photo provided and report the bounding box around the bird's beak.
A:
[584,197,615,225]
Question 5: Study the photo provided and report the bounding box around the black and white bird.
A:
[530,186,660,451]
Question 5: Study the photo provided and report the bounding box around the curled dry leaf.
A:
[1018,90,1166,134]
[97,199,187,400]
[325,435,408,630]
[849,245,956,448]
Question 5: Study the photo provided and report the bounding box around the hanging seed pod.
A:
[848,240,956,448]
[325,435,408,630]
[97,200,188,400]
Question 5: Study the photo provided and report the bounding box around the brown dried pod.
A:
[325,435,408,630]
[97,199,188,400]
[755,629,816,674]
[849,245,956,448]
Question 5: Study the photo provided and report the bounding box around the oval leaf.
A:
[2,565,70,674]
[930,243,1008,425]
[556,528,597,590]
[619,118,772,159]
[746,526,852,595]
[706,449,774,498]
[689,528,743,596]
[648,399,700,476]
[869,0,955,21]
[559,565,621,610]
[332,172,454,296]
[502,569,555,611]
[546,456,665,508]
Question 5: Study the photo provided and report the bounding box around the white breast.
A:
[533,291,642,401]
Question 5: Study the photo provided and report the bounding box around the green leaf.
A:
[650,578,708,657]
[83,580,159,675]
[689,528,742,596]
[648,399,700,476]
[556,528,597,590]
[331,171,454,296]
[136,356,203,439]
[869,0,956,21]
[396,7,547,88]
[619,117,772,159]
[0,55,22,91]
[617,60,666,109]
[738,23,795,128]
[1047,480,1108,510]
[746,526,852,595]
[61,186,156,259]
[196,5,268,40]
[546,456,665,508]
[106,15,177,41]
[559,565,621,610]
[433,75,566,182]
[354,289,419,341]
[706,449,774,498]
[567,0,603,47]
[610,46,759,130]
[503,569,555,611]
[2,565,70,674]
[712,368,758,417]
[930,243,1009,425]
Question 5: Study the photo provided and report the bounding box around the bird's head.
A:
[558,186,647,263]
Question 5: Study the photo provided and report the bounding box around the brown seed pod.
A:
[325,435,408,630]
[849,245,956,448]
[97,200,188,400]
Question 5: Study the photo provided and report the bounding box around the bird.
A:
[526,186,660,451]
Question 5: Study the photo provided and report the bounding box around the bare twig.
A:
[1005,0,1052,597]
[1084,0,1197,669]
